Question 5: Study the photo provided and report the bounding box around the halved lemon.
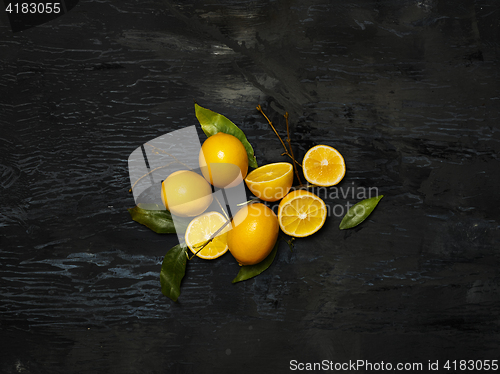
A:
[244,162,293,202]
[184,211,230,259]
[302,145,345,186]
[277,189,327,237]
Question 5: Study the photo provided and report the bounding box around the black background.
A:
[1,1,499,373]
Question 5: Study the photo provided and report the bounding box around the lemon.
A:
[185,211,229,260]
[199,132,248,188]
[244,162,293,202]
[160,170,213,217]
[227,203,279,265]
[277,189,327,237]
[302,145,345,187]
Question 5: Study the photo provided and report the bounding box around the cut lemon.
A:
[302,145,345,186]
[244,162,294,202]
[185,211,230,260]
[277,189,327,237]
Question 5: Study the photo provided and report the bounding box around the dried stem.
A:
[256,105,289,152]
[284,112,303,185]
[256,105,303,184]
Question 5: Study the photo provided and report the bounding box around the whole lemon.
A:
[160,170,213,217]
[227,203,279,265]
[199,132,248,188]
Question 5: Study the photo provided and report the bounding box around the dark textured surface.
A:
[1,0,499,373]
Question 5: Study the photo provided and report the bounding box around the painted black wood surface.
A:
[1,1,499,373]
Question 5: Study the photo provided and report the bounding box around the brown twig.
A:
[256,105,288,151]
[284,112,303,185]
[256,105,302,170]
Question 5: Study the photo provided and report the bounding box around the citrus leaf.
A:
[128,205,176,234]
[232,240,279,283]
[195,103,258,168]
[160,244,188,302]
[339,195,384,230]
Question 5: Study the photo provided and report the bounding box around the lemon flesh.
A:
[185,211,229,260]
[302,145,345,187]
[245,162,293,202]
[278,190,327,237]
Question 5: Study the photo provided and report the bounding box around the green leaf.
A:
[232,240,279,283]
[160,244,188,302]
[339,195,384,230]
[195,103,258,168]
[128,205,176,234]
